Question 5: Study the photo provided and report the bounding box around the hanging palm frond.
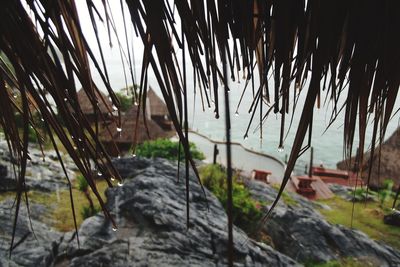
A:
[2,1,400,266]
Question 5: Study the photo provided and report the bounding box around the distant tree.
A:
[115,91,133,112]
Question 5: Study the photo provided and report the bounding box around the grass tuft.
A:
[317,196,400,250]
[25,178,110,232]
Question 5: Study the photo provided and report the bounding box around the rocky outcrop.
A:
[55,157,299,266]
[0,199,62,266]
[384,211,400,227]
[337,128,400,188]
[1,155,400,266]
[246,179,400,266]
[0,141,77,192]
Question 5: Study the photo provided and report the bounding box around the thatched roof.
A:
[147,87,169,117]
[76,88,113,115]
[99,106,171,144]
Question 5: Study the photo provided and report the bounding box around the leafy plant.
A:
[135,138,205,161]
[76,174,96,217]
[351,187,378,202]
[81,205,100,219]
[378,179,394,208]
[200,164,264,232]
[115,91,133,112]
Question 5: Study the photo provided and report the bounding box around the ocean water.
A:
[186,79,400,174]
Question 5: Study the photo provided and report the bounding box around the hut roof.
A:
[76,88,113,115]
[99,105,171,144]
[147,87,169,117]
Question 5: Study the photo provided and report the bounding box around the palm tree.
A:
[1,1,400,265]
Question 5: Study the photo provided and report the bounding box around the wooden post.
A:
[213,144,219,164]
[309,147,314,177]
[353,147,360,172]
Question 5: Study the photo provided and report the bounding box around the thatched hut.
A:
[75,88,114,123]
[99,105,173,157]
[147,87,173,131]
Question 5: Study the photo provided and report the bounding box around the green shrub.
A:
[200,164,263,232]
[351,187,378,202]
[378,179,394,207]
[77,174,89,192]
[135,138,205,161]
[115,91,133,112]
[81,205,100,219]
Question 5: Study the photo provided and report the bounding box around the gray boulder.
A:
[0,199,62,267]
[0,141,76,192]
[246,179,400,266]
[56,157,300,266]
[384,211,400,227]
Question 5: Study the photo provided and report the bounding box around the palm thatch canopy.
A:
[2,0,400,261]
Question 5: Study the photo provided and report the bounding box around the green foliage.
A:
[351,187,378,202]
[13,109,46,144]
[28,126,38,143]
[317,196,400,250]
[378,179,394,207]
[115,91,133,112]
[271,184,298,206]
[24,176,110,231]
[306,257,366,267]
[81,205,100,219]
[76,174,89,192]
[200,164,264,232]
[135,138,205,161]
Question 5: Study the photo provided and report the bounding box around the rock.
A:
[384,211,400,227]
[56,157,300,266]
[0,141,75,192]
[0,164,7,178]
[0,163,16,192]
[246,179,400,266]
[337,128,400,188]
[328,184,354,201]
[0,199,62,267]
